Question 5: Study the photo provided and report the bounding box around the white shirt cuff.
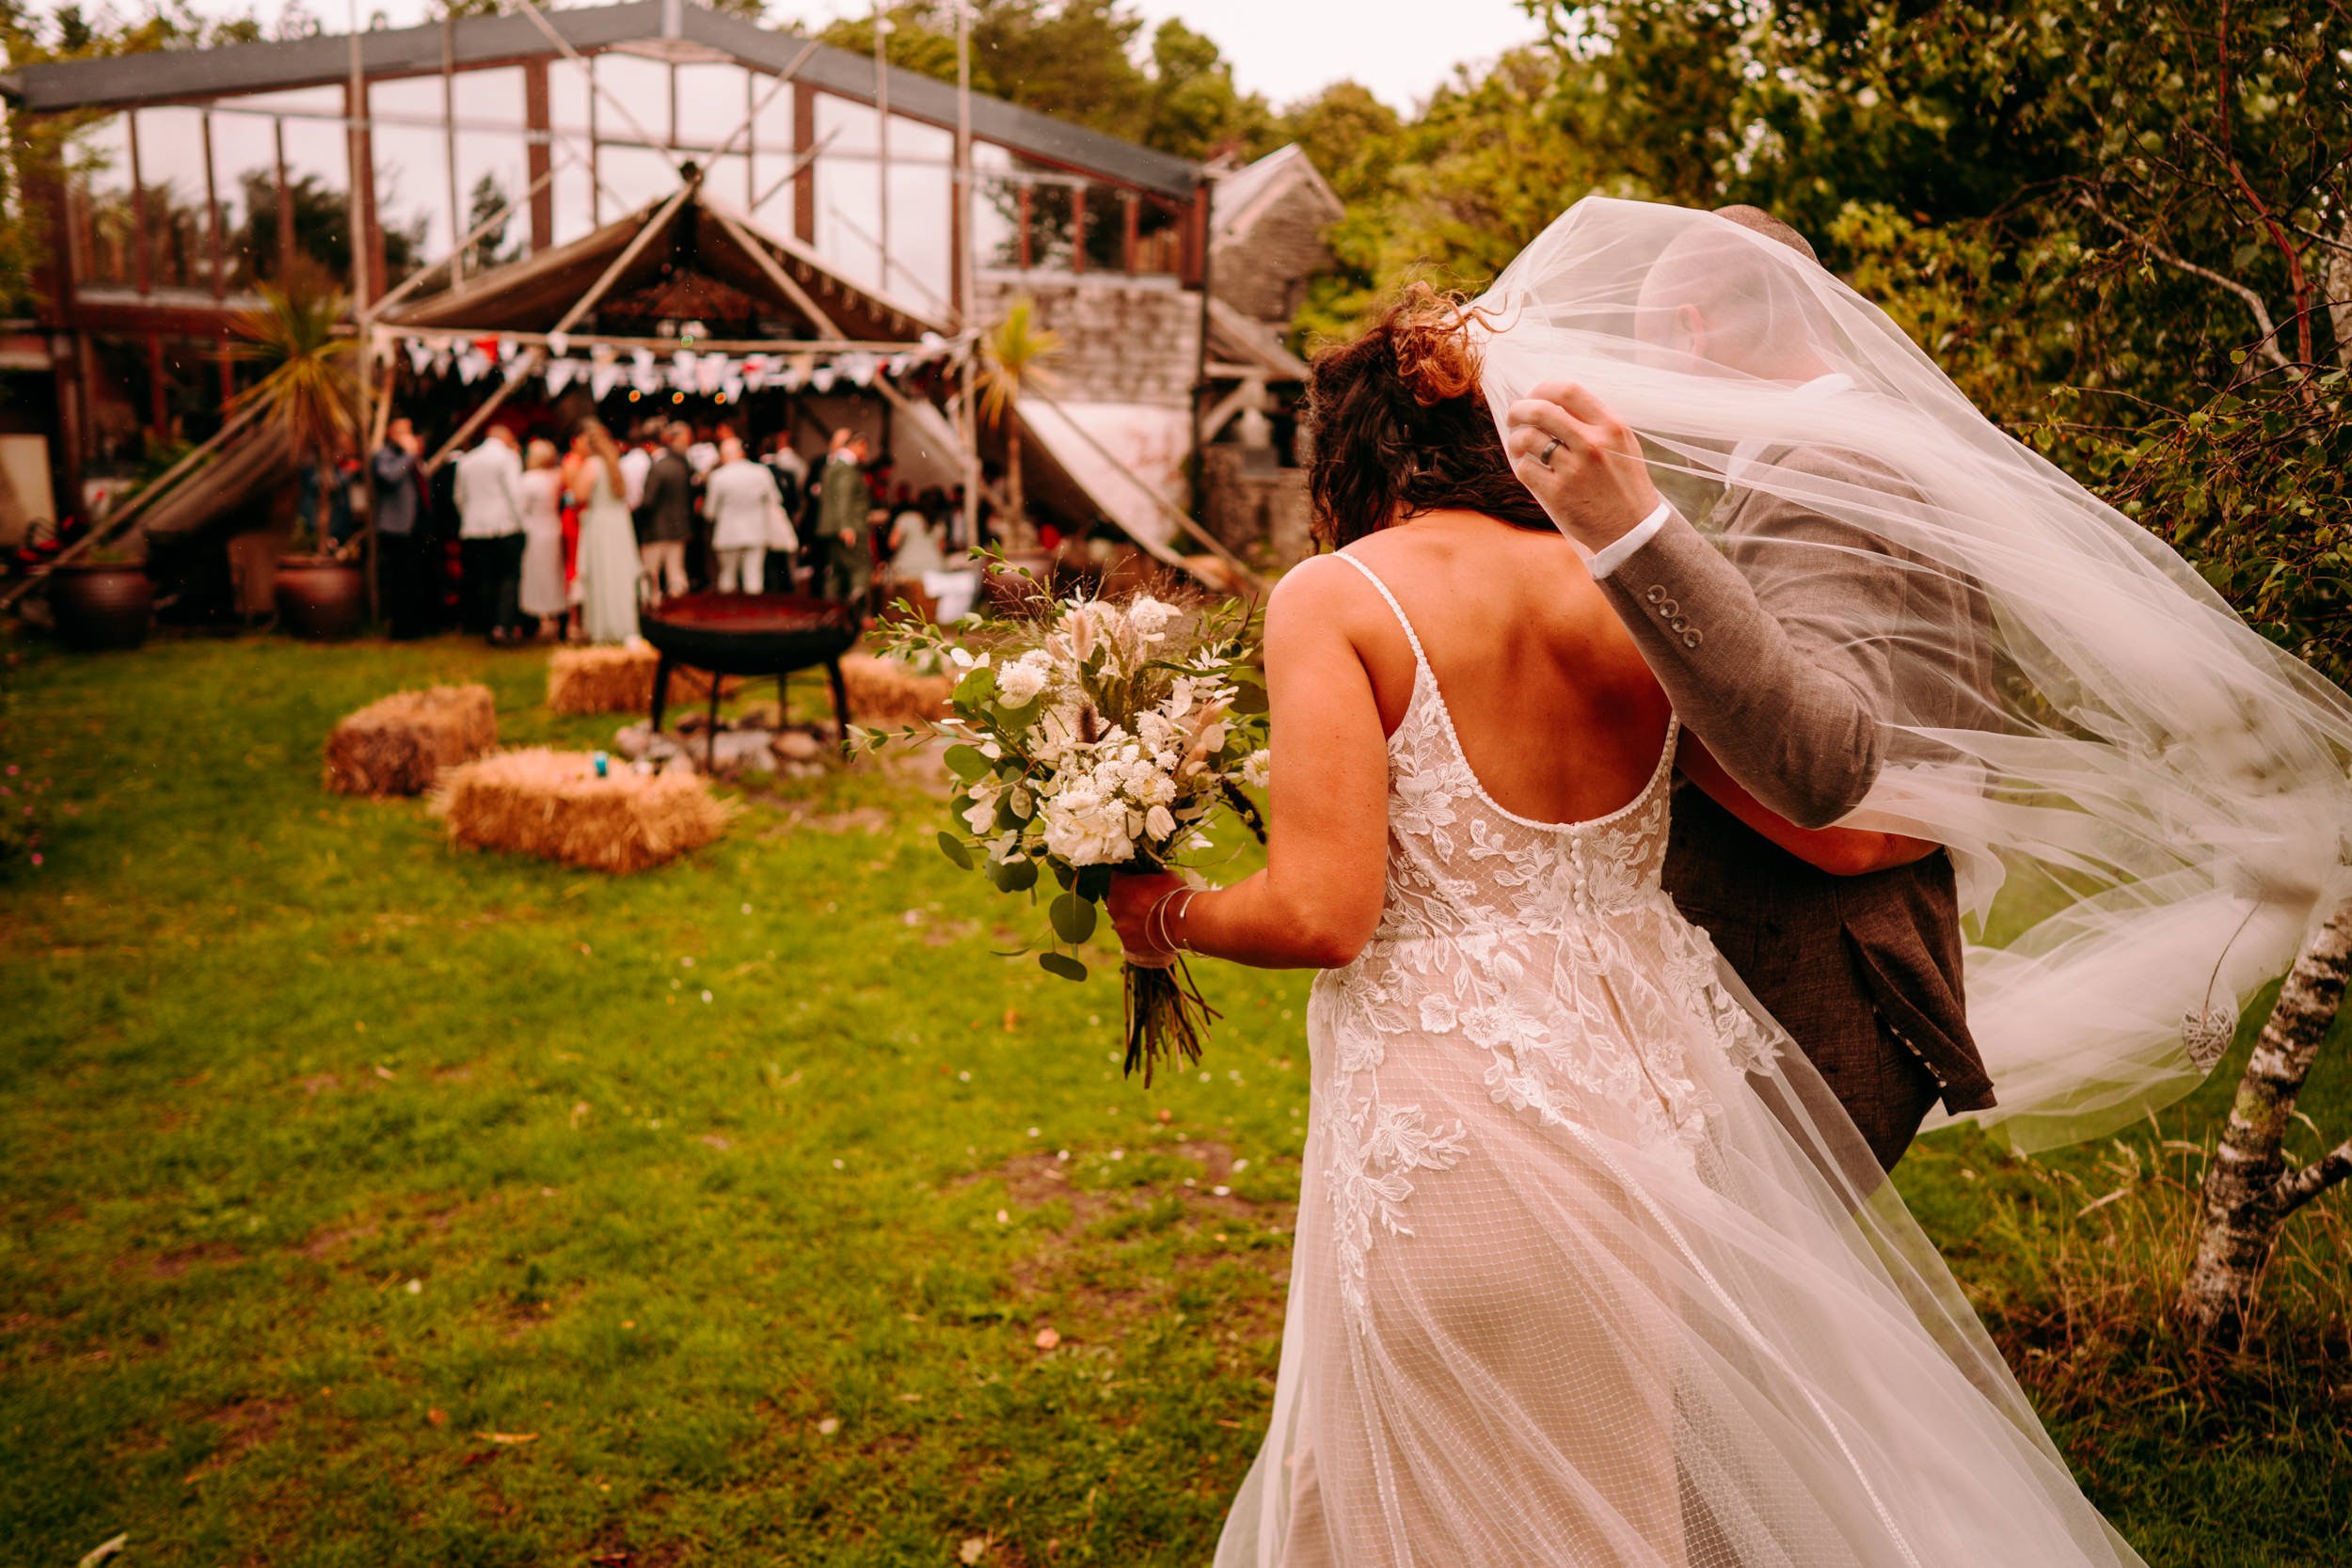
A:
[1585,499,1675,580]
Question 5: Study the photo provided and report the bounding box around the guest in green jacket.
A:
[818,430,874,613]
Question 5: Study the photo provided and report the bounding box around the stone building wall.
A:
[1202,444,1315,568]
[1212,181,1343,325]
[974,274,1201,408]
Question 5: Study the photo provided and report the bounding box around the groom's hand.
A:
[1504,382,1662,555]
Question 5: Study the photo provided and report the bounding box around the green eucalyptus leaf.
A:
[1039,952,1089,983]
[936,831,974,870]
[1049,891,1098,943]
[944,744,992,782]
[990,856,1040,893]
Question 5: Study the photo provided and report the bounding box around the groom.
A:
[1505,206,1994,1172]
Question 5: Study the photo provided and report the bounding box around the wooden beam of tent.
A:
[425,350,546,472]
[701,198,982,492]
[552,174,703,339]
[422,172,704,472]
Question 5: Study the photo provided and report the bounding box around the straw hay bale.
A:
[324,683,497,797]
[430,748,734,873]
[840,652,954,726]
[546,644,733,715]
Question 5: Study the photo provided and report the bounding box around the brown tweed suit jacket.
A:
[1596,445,1996,1170]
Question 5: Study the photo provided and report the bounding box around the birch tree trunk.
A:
[2325,211,2352,371]
[2175,901,2352,1345]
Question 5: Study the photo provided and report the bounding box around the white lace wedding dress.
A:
[1215,553,2145,1568]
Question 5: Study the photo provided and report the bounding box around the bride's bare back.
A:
[1329,509,1673,826]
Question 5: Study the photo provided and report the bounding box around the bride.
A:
[1105,198,2352,1564]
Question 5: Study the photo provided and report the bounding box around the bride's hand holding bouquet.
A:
[871,577,1268,1083]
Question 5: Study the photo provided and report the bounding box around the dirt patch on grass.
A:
[182,1395,298,1483]
[302,1222,381,1259]
[133,1241,246,1279]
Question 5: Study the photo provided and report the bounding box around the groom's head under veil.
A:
[1469,197,2352,1150]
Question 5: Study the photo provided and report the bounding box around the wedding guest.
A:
[638,421,695,602]
[617,421,654,513]
[705,438,783,594]
[516,438,567,638]
[883,492,946,585]
[453,424,527,644]
[572,420,640,644]
[369,417,427,639]
[817,430,874,613]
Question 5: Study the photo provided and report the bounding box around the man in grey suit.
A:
[1504,206,1994,1171]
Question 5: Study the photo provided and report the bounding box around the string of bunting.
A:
[380,328,966,402]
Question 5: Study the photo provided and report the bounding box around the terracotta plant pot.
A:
[49,562,154,651]
[275,556,366,641]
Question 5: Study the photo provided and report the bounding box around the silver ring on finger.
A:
[1537,434,1562,469]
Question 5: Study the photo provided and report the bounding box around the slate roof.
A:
[0,0,1200,201]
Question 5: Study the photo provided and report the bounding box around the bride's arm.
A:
[1677,732,1938,876]
[1107,564,1391,970]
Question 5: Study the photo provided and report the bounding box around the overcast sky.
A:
[215,1,1547,115]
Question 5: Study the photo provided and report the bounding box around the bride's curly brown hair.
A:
[1303,282,1550,550]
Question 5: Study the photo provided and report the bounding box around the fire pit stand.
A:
[638,592,861,770]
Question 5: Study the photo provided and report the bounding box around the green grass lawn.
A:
[3,631,2345,1567]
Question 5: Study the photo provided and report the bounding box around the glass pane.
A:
[707,152,754,214]
[969,143,1018,274]
[552,140,596,245]
[453,65,526,127]
[882,116,953,315]
[813,97,882,293]
[599,144,681,219]
[136,107,212,293]
[752,75,798,158]
[593,53,670,148]
[369,76,450,288]
[86,335,153,476]
[549,57,592,134]
[1136,195,1184,277]
[675,61,751,154]
[456,137,529,273]
[751,150,800,235]
[813,91,878,156]
[209,110,277,293]
[70,115,137,291]
[1023,180,1075,272]
[277,95,355,285]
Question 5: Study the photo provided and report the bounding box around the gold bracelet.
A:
[1144,888,1184,958]
[1169,888,1200,952]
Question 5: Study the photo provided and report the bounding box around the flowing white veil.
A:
[1471,197,2352,1151]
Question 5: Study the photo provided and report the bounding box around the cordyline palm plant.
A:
[975,296,1062,553]
[230,280,358,557]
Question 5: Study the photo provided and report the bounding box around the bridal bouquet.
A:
[870,581,1268,1083]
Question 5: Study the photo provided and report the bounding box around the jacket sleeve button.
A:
[1645,585,1667,604]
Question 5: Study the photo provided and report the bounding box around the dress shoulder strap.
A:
[1331,550,1431,669]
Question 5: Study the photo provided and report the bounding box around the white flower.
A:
[1128,596,1179,638]
[946,646,991,670]
[1144,804,1176,841]
[978,740,1002,760]
[960,797,997,834]
[996,656,1050,706]
[1040,781,1136,865]
[986,832,1022,863]
[1419,994,1458,1034]
[1242,748,1272,789]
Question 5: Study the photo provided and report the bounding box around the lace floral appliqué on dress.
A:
[1214,551,2148,1568]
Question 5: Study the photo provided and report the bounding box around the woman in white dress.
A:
[570,420,640,645]
[516,438,567,636]
[1107,288,2151,1567]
